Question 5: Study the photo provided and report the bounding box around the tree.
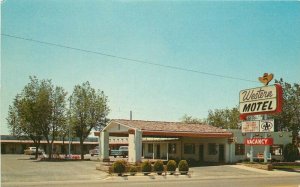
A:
[41,85,67,159]
[7,77,48,158]
[7,76,67,159]
[69,81,109,160]
[206,107,240,129]
[283,143,299,162]
[273,79,300,144]
[181,114,202,124]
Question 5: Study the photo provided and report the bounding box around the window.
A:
[270,145,283,155]
[208,143,217,155]
[235,144,245,155]
[148,144,153,153]
[184,143,195,154]
[168,143,177,154]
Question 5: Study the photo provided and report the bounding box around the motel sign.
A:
[239,84,283,120]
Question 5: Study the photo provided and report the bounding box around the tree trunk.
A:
[80,137,84,160]
[62,137,65,154]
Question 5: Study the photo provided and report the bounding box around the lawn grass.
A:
[273,165,300,169]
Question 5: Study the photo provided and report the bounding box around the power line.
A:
[2,33,258,83]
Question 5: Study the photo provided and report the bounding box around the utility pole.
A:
[68,97,72,157]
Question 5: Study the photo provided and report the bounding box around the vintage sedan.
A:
[24,147,44,155]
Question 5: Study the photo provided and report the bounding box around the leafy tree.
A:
[42,85,67,159]
[181,114,202,124]
[206,107,240,129]
[7,76,67,159]
[283,143,299,162]
[274,79,300,144]
[7,77,48,158]
[69,81,109,159]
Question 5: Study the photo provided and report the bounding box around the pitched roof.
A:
[109,119,232,138]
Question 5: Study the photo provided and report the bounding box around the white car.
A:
[24,147,44,155]
[89,146,99,156]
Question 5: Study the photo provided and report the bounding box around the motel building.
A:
[95,119,292,164]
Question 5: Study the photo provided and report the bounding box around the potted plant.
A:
[178,160,189,175]
[167,160,177,175]
[112,160,126,176]
[141,160,152,175]
[129,166,138,176]
[153,160,164,175]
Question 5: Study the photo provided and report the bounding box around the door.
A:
[219,144,225,162]
[156,144,160,158]
[199,144,204,162]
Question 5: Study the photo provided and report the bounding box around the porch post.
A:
[100,130,109,162]
[167,143,169,160]
[128,129,142,163]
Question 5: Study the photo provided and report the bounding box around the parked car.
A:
[24,147,44,155]
[89,146,99,156]
[110,146,128,158]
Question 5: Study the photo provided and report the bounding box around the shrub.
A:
[167,160,177,174]
[178,160,189,174]
[129,166,138,175]
[112,160,126,175]
[141,160,152,174]
[153,160,164,175]
[283,143,299,162]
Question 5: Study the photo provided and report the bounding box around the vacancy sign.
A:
[245,138,273,146]
[239,84,283,120]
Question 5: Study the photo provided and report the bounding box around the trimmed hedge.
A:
[153,160,164,174]
[141,160,152,174]
[178,160,189,173]
[112,160,127,174]
[167,160,177,174]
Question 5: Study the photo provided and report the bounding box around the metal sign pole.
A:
[263,114,268,163]
[250,133,253,162]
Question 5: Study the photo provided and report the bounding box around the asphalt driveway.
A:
[1,154,108,183]
[2,154,299,185]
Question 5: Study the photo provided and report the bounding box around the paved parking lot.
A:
[1,154,108,183]
[2,154,299,186]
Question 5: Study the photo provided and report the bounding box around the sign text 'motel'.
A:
[239,84,283,120]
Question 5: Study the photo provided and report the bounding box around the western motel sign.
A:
[239,84,283,120]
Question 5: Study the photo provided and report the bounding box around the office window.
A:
[184,143,195,154]
[235,144,245,155]
[148,144,153,153]
[168,143,177,154]
[208,143,217,155]
[270,145,283,155]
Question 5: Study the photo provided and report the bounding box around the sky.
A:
[1,1,300,135]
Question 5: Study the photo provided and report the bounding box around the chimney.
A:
[130,110,132,120]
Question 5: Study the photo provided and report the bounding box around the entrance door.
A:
[199,144,204,162]
[219,144,225,162]
[156,144,160,158]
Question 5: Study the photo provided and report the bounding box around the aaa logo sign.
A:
[245,138,273,145]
